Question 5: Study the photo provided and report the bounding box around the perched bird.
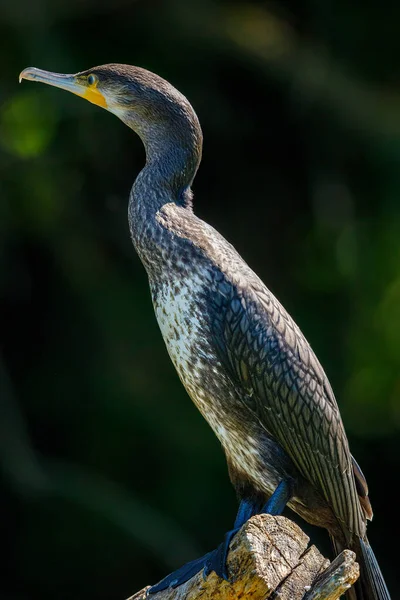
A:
[20,63,390,600]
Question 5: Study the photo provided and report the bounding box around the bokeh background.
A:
[1,0,399,598]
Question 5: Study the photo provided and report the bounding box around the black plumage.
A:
[19,63,390,600]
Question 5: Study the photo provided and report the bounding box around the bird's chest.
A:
[150,269,247,450]
[150,271,217,397]
[149,272,277,489]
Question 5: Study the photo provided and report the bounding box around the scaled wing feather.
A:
[210,274,366,540]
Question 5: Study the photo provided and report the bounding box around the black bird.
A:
[19,63,390,600]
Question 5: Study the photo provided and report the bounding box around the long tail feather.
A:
[330,535,391,600]
[355,537,391,600]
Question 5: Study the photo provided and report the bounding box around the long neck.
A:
[129,96,203,211]
[127,100,203,266]
[135,137,201,209]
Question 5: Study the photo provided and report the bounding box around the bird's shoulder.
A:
[156,202,243,266]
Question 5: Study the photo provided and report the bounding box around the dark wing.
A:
[209,272,366,539]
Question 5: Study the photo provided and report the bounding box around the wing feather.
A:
[210,274,366,538]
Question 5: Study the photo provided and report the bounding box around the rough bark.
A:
[127,514,359,600]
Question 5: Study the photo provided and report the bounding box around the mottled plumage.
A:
[20,62,390,600]
[144,201,369,545]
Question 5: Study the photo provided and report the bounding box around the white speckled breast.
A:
[149,269,281,497]
[151,270,215,399]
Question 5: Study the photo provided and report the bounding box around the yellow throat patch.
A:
[82,83,107,108]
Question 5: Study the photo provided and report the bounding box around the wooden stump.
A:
[127,514,359,600]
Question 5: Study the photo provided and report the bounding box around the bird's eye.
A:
[87,74,97,86]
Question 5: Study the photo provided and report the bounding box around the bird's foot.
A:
[147,490,294,595]
[147,529,239,594]
[147,551,213,594]
[203,527,239,580]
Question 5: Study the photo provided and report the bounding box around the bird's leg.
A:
[147,499,261,594]
[147,484,295,594]
[202,480,294,582]
[202,497,262,581]
[260,478,294,516]
[234,497,261,528]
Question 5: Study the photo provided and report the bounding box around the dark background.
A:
[1,0,399,598]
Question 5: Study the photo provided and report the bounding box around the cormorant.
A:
[19,63,391,600]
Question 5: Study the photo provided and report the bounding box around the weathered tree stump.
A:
[127,514,359,600]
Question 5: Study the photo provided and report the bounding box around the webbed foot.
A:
[147,550,215,594]
[147,483,293,595]
[203,527,239,580]
[147,499,255,594]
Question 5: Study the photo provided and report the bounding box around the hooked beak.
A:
[19,67,107,108]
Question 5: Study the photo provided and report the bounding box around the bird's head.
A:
[19,63,201,150]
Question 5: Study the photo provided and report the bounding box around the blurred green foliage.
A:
[0,0,399,598]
